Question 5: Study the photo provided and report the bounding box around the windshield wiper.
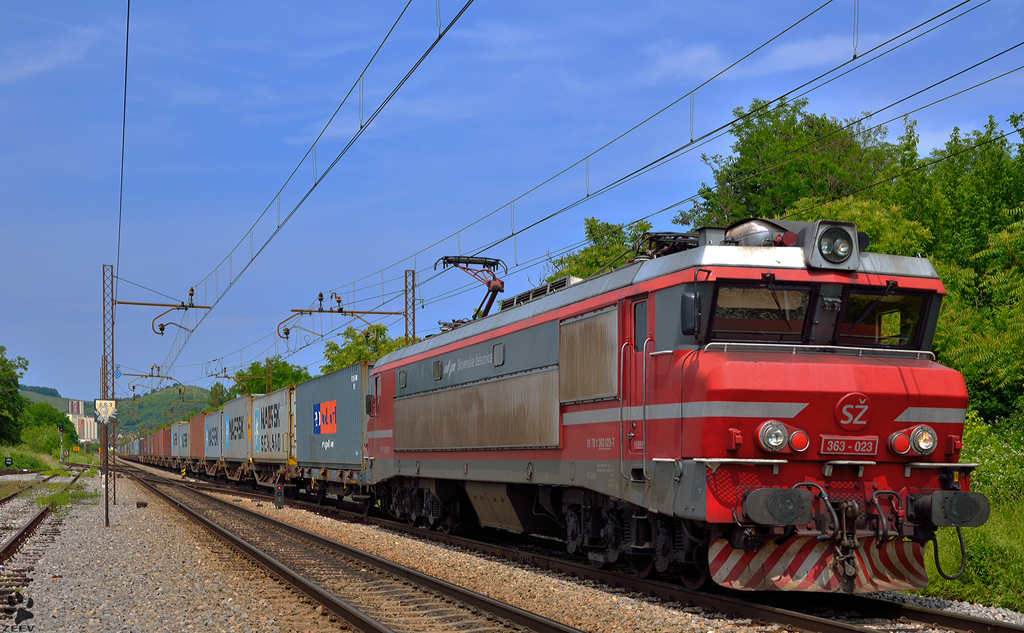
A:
[845,280,898,332]
[764,275,793,330]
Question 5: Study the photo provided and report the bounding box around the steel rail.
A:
[125,459,1024,633]
[0,471,83,565]
[0,473,58,507]
[131,473,395,633]
[129,469,583,633]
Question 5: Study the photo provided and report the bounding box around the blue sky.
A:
[1,1,1021,400]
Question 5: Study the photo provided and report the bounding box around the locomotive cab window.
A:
[708,284,812,342]
[835,288,927,348]
[398,370,407,389]
[633,301,648,351]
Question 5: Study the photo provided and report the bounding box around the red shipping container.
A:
[189,412,205,459]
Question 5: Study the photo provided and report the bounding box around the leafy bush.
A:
[20,423,67,458]
[915,411,1024,610]
[0,445,50,470]
[961,410,1024,500]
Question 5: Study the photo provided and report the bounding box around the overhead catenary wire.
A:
[153,0,997,385]
[468,0,994,257]
[150,114,1020,392]
[154,0,474,376]
[324,0,841,298]
[114,276,186,304]
[163,12,1019,383]
[114,0,131,317]
[330,0,987,297]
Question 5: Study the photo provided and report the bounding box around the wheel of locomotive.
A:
[360,496,374,516]
[624,553,656,579]
[679,545,711,591]
[439,512,457,535]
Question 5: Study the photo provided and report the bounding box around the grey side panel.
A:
[860,253,939,278]
[655,285,691,352]
[559,309,617,403]
[295,363,367,469]
[398,322,558,396]
[204,412,222,460]
[222,396,251,461]
[394,368,559,450]
[251,387,293,462]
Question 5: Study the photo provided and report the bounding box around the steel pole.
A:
[103,422,109,527]
[112,416,116,505]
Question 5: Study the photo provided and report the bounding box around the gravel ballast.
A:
[22,475,345,632]
[123,462,1024,632]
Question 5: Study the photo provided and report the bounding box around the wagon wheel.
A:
[624,553,657,579]
[439,512,458,535]
[679,546,711,591]
[360,496,374,516]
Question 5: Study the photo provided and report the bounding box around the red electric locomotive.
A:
[363,218,990,593]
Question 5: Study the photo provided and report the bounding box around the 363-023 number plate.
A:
[820,435,878,456]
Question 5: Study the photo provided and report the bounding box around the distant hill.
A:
[21,385,60,397]
[20,390,95,416]
[19,385,210,436]
[116,385,211,435]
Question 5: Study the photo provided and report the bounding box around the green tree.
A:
[207,381,228,408]
[544,217,652,282]
[915,116,1024,269]
[784,196,932,257]
[22,401,80,446]
[321,325,411,374]
[0,346,29,445]
[229,356,312,398]
[675,97,893,228]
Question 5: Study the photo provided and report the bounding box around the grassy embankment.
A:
[0,446,100,511]
[915,412,1024,611]
[1,445,98,472]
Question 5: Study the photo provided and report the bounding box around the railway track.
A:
[129,468,585,633]
[0,467,87,601]
[126,461,1024,633]
[0,473,59,507]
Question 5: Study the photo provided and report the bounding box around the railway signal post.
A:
[95,399,116,527]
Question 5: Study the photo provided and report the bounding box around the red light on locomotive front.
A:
[789,430,809,452]
[889,433,912,455]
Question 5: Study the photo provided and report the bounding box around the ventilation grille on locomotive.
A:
[500,275,581,311]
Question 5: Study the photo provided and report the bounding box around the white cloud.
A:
[642,41,726,82]
[642,34,874,84]
[0,26,101,84]
[738,35,857,77]
[453,21,569,63]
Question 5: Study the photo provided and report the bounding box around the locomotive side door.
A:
[622,294,651,482]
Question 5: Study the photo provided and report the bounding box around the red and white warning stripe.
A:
[709,536,927,592]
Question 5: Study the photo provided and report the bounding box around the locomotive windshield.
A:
[709,284,812,342]
[835,288,926,348]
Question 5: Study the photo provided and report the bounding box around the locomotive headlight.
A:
[758,420,789,452]
[818,227,853,264]
[910,425,937,455]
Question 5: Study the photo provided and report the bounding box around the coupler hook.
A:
[793,482,840,542]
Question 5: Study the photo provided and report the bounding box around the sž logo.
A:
[835,392,871,429]
[2,591,33,626]
[313,400,337,435]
